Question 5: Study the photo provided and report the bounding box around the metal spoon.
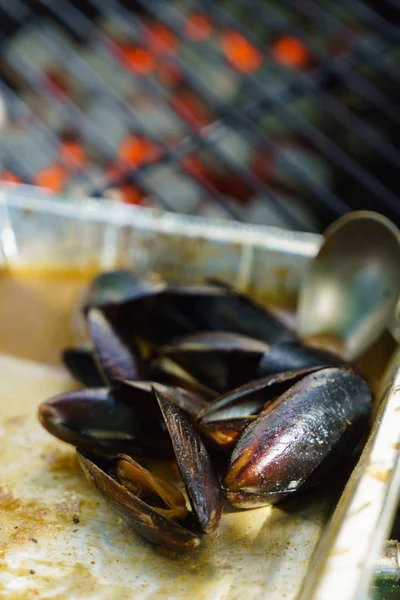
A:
[297,211,400,362]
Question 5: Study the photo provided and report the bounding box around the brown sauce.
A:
[0,267,93,365]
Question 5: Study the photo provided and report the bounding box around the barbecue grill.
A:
[0,0,398,233]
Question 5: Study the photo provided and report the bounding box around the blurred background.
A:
[0,2,400,596]
[0,0,399,233]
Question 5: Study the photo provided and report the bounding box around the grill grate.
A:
[0,0,398,232]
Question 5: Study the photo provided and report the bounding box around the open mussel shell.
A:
[224,367,372,507]
[155,332,269,394]
[154,335,341,397]
[38,378,209,457]
[76,388,221,550]
[155,388,222,534]
[38,387,171,456]
[198,367,325,451]
[150,356,218,400]
[62,347,104,388]
[197,417,257,452]
[77,451,201,551]
[98,283,297,348]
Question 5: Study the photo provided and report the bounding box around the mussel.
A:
[64,276,308,395]
[255,342,344,378]
[39,381,208,457]
[155,333,342,395]
[63,303,148,388]
[38,269,375,552]
[62,348,104,388]
[154,332,269,394]
[78,451,201,551]
[94,281,297,348]
[86,306,147,383]
[76,389,221,551]
[223,366,372,507]
[64,270,164,387]
[198,367,325,451]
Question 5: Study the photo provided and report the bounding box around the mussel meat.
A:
[198,367,325,451]
[155,333,342,395]
[78,388,221,550]
[78,451,201,551]
[154,332,269,394]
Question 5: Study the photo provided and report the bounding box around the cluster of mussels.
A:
[38,271,372,551]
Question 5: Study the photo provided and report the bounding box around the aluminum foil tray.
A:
[0,189,399,600]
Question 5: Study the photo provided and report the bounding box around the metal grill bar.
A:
[135,0,400,215]
[34,0,316,229]
[236,0,400,126]
[32,4,252,220]
[86,0,328,226]
[0,79,68,170]
[2,2,250,218]
[0,78,176,212]
[250,86,400,215]
[181,0,400,209]
[290,0,400,79]
[0,45,186,210]
[323,0,400,42]
[92,0,351,218]
[178,0,400,169]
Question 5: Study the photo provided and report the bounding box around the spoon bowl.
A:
[297,211,400,362]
